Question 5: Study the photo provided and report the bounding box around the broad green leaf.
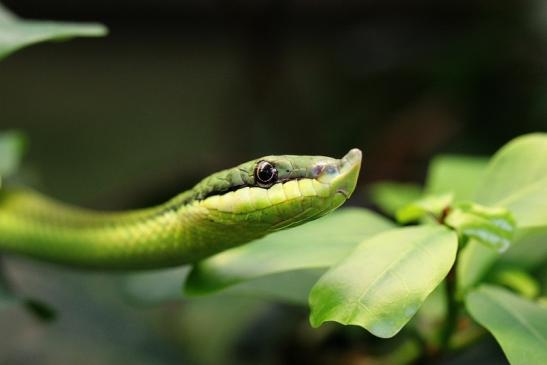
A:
[458,134,547,294]
[0,130,26,183]
[369,181,423,216]
[122,267,190,306]
[0,3,107,60]
[123,266,322,306]
[466,285,547,365]
[186,208,394,295]
[445,202,516,253]
[473,133,547,230]
[309,226,458,338]
[497,227,547,270]
[226,269,324,305]
[425,155,488,201]
[396,193,453,224]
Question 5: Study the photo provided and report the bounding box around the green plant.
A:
[180,133,547,364]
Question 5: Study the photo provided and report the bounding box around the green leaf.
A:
[309,226,458,338]
[0,130,26,183]
[475,133,547,230]
[488,267,540,299]
[445,202,516,253]
[0,3,107,60]
[466,285,547,365]
[123,267,322,306]
[458,134,547,294]
[456,228,547,298]
[497,228,547,270]
[369,182,423,216]
[425,155,489,201]
[122,267,191,306]
[185,208,394,295]
[395,193,453,224]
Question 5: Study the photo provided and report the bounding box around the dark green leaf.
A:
[0,130,26,182]
[185,208,394,295]
[466,285,547,365]
[23,298,56,322]
[309,226,458,338]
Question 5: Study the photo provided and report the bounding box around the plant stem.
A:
[437,212,466,352]
[439,257,459,351]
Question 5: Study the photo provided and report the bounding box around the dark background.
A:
[0,1,545,364]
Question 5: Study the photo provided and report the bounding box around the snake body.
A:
[0,149,361,269]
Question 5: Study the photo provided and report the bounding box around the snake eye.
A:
[255,161,278,185]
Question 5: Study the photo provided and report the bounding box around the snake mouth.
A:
[336,189,350,199]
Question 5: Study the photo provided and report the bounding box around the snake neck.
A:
[0,188,255,269]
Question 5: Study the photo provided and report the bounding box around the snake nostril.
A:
[325,165,338,175]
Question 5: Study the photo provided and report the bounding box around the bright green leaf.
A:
[425,155,489,201]
[445,202,516,253]
[466,285,547,365]
[185,208,394,295]
[458,134,547,294]
[0,3,107,60]
[473,133,547,231]
[396,193,453,224]
[309,226,458,338]
[369,181,423,216]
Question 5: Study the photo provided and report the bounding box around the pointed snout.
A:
[331,148,362,200]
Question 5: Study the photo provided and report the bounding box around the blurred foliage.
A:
[466,285,547,365]
[0,130,25,183]
[0,2,106,60]
[1,0,547,364]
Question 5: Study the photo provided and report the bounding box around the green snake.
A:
[0,149,362,269]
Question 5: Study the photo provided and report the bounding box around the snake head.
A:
[195,148,362,233]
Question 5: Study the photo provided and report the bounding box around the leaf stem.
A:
[439,252,459,351]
